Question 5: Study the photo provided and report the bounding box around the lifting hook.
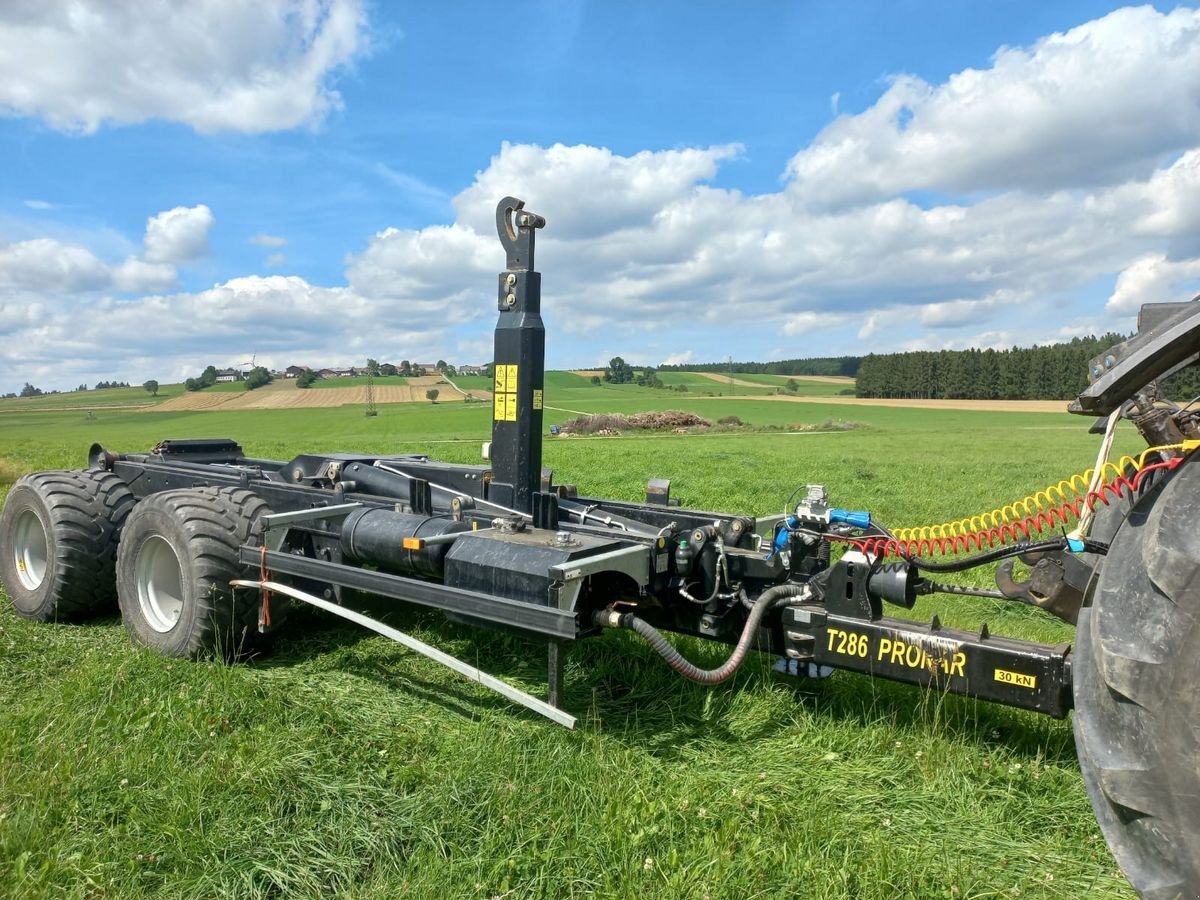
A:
[496,196,545,271]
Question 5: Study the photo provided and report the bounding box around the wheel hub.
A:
[12,508,49,591]
[135,535,185,632]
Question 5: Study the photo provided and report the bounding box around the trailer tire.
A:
[116,487,272,660]
[0,469,134,621]
[1073,457,1200,899]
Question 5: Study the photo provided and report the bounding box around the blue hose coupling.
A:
[771,516,798,554]
[829,508,871,529]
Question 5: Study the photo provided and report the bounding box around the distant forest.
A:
[660,336,1200,402]
[658,356,861,377]
[855,334,1200,401]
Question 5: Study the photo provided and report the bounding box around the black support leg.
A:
[548,640,563,709]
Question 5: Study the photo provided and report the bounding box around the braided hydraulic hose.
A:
[594,582,810,685]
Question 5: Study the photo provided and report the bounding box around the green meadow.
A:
[0,385,1138,899]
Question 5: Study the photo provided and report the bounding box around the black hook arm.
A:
[496,196,545,271]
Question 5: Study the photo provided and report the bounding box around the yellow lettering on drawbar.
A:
[994,668,1037,689]
[504,393,517,422]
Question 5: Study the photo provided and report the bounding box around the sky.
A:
[2,1,1200,395]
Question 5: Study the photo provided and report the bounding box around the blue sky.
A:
[2,1,1199,394]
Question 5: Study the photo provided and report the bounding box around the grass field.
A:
[0,388,1140,898]
[0,385,167,409]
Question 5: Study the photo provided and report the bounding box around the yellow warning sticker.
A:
[532,389,543,411]
[994,668,1037,689]
[491,364,521,422]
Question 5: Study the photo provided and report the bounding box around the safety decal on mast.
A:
[493,364,518,422]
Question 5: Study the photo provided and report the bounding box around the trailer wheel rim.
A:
[12,508,49,591]
[135,536,185,632]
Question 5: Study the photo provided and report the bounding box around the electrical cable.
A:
[1073,407,1123,539]
[857,454,1190,558]
[902,536,1106,573]
[891,441,1199,549]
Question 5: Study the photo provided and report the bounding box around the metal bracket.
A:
[496,196,545,272]
[549,544,652,611]
[259,503,362,551]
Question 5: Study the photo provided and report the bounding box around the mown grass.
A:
[0,390,1139,898]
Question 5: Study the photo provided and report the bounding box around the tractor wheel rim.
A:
[135,536,185,632]
[12,508,49,591]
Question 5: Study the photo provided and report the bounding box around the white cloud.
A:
[0,0,367,134]
[0,203,202,302]
[143,205,214,264]
[786,6,1200,205]
[112,258,178,293]
[23,199,52,210]
[660,350,693,367]
[249,234,288,248]
[782,312,846,336]
[0,239,109,292]
[265,252,287,268]
[454,141,741,239]
[1107,253,1200,315]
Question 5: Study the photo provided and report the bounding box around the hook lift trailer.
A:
[2,199,1200,897]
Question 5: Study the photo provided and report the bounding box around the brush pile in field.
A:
[556,411,711,435]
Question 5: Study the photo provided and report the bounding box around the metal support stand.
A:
[548,640,563,709]
[231,578,577,728]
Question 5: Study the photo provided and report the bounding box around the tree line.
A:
[659,356,861,377]
[855,334,1200,401]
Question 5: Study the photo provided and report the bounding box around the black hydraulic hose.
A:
[594,582,810,685]
[900,536,1108,573]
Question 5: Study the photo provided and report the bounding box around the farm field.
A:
[717,371,857,389]
[685,371,857,393]
[5,369,849,413]
[309,374,411,389]
[0,393,1141,898]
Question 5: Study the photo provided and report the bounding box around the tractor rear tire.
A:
[1073,456,1200,899]
[0,469,134,621]
[116,487,272,660]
